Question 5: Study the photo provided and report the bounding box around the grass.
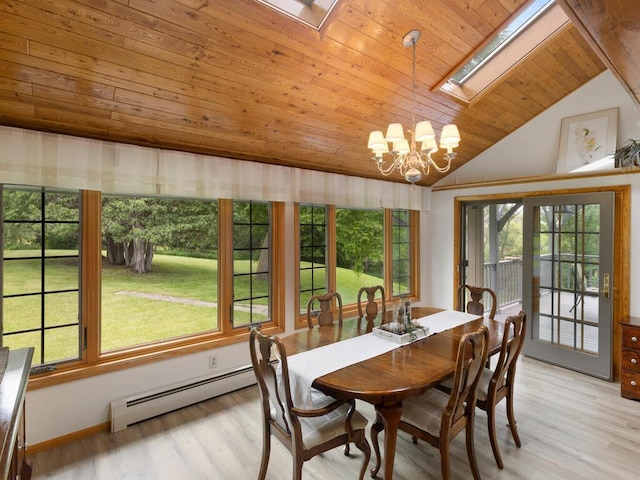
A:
[3,252,384,362]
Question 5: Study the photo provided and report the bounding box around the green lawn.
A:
[3,252,384,361]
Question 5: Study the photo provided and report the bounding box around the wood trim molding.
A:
[434,166,640,192]
[453,185,630,380]
[270,202,286,331]
[82,190,102,364]
[410,209,421,302]
[27,422,109,455]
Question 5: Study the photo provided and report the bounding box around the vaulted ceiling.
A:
[0,0,637,186]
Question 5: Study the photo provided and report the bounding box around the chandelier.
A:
[367,30,461,185]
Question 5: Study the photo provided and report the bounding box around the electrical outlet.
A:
[209,356,217,369]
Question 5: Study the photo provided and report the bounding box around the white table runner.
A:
[285,309,480,408]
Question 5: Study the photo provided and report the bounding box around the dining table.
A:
[281,307,507,480]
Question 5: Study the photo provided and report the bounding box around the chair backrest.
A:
[306,291,343,328]
[249,328,293,437]
[443,326,489,432]
[357,285,386,324]
[491,310,527,390]
[457,284,497,319]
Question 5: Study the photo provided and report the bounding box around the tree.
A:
[336,209,384,276]
[2,190,80,251]
[233,201,270,279]
[102,197,217,274]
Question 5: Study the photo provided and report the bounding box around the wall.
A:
[426,175,639,313]
[437,71,640,186]
[0,125,431,446]
[9,69,640,448]
[426,70,640,313]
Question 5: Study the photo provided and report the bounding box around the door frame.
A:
[453,185,630,380]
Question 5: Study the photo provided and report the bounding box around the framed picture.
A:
[556,107,618,173]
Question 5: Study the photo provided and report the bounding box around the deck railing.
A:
[482,255,599,309]
[483,258,522,308]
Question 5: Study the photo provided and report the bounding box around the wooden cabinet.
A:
[0,347,33,480]
[621,317,640,400]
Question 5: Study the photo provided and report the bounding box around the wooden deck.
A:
[497,290,600,354]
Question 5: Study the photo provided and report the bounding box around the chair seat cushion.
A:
[400,388,450,438]
[440,367,501,402]
[301,404,368,450]
[476,368,495,402]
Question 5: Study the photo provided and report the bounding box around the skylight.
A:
[256,0,340,29]
[450,0,555,85]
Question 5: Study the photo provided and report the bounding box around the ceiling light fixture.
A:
[367,30,461,185]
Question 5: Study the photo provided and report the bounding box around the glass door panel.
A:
[523,192,613,379]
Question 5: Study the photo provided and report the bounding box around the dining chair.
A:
[356,285,385,331]
[370,326,489,480]
[458,284,497,319]
[439,310,526,469]
[249,328,371,480]
[477,310,527,469]
[306,291,343,328]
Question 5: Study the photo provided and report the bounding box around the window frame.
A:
[295,204,420,328]
[1,185,83,371]
[20,193,284,389]
[296,204,330,321]
[230,199,273,328]
[435,2,569,105]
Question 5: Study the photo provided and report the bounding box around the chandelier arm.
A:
[424,152,454,173]
[376,154,407,176]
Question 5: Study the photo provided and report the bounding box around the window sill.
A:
[27,324,284,391]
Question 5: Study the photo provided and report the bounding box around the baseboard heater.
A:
[110,365,256,432]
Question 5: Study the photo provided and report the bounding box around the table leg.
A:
[370,403,402,479]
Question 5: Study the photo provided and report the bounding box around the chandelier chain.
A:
[366,29,460,185]
[411,38,416,128]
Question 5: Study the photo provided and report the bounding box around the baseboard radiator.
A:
[110,365,255,432]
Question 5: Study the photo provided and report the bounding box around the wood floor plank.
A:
[30,356,640,479]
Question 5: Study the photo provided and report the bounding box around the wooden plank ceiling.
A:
[1,0,632,187]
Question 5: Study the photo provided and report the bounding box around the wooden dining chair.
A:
[356,285,385,331]
[306,291,343,328]
[477,310,527,469]
[439,310,526,469]
[370,326,489,480]
[458,284,497,319]
[249,328,371,480]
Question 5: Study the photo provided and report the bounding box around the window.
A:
[255,0,340,29]
[100,195,219,352]
[0,182,416,384]
[298,204,328,315]
[1,186,81,370]
[335,207,384,305]
[391,209,411,297]
[295,204,419,326]
[232,201,271,327]
[450,0,554,85]
[438,0,566,104]
[0,188,285,385]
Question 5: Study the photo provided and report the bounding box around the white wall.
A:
[0,127,429,447]
[436,71,640,186]
[17,70,640,447]
[426,175,639,312]
[425,70,640,312]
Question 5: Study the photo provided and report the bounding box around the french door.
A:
[522,192,614,379]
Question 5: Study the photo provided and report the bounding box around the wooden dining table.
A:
[281,307,507,480]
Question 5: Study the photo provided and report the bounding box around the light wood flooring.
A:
[30,356,640,479]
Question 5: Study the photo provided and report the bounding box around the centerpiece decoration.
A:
[372,300,429,345]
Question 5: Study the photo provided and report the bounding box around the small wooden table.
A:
[281,308,506,480]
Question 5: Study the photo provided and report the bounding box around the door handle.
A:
[601,273,610,298]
